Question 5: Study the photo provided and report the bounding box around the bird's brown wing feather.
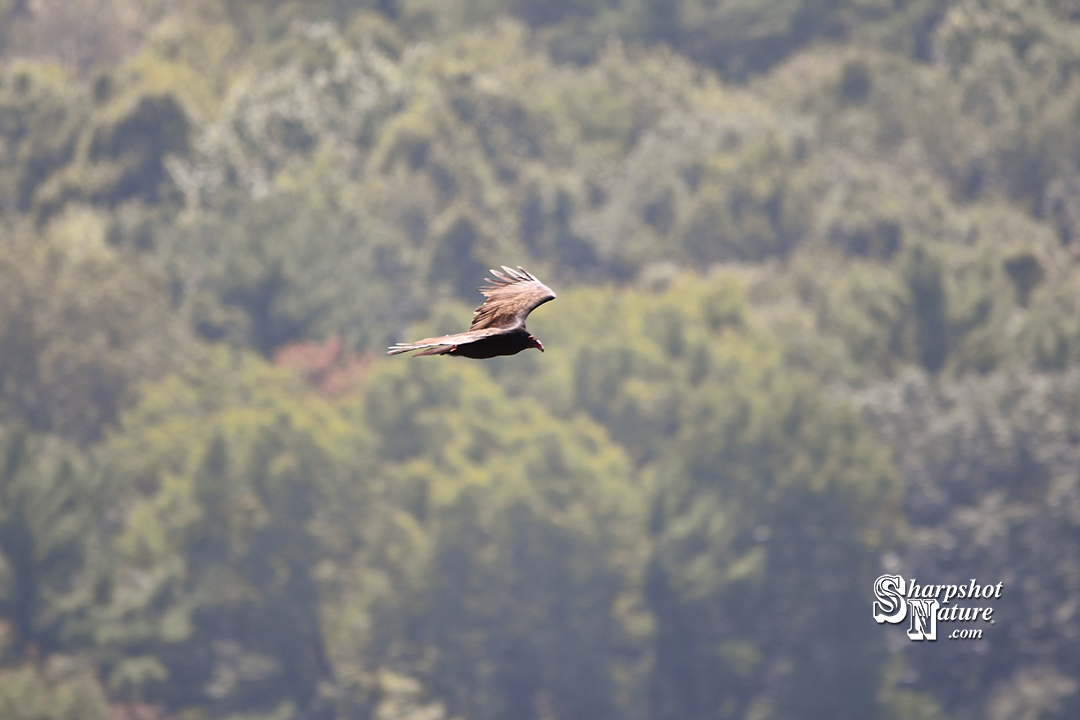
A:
[387,327,510,356]
[469,266,556,331]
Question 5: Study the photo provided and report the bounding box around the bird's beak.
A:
[529,336,545,352]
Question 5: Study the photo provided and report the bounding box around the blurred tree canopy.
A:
[1,0,1079,719]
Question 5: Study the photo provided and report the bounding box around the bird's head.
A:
[526,335,545,352]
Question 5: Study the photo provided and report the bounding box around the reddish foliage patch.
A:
[272,335,372,398]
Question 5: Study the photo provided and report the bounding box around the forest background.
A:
[1,0,1079,719]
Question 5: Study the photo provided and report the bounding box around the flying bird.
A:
[388,266,556,358]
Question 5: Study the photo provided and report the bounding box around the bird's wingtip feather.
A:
[477,264,550,296]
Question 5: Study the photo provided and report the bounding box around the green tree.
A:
[0,62,87,217]
[0,426,104,658]
[0,220,188,444]
[857,368,1080,720]
[646,339,903,720]
[0,657,111,720]
[361,358,651,720]
[98,348,374,718]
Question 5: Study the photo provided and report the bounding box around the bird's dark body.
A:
[427,329,532,358]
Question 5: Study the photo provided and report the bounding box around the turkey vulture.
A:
[387,266,556,358]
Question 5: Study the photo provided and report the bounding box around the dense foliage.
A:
[1,0,1079,718]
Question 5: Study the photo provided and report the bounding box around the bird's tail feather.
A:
[411,345,454,356]
[387,342,455,356]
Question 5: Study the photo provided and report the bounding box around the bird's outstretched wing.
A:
[470,266,556,331]
[387,327,508,356]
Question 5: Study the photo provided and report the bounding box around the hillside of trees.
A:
[1,1,1079,719]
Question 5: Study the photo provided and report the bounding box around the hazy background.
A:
[0,1,1079,718]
